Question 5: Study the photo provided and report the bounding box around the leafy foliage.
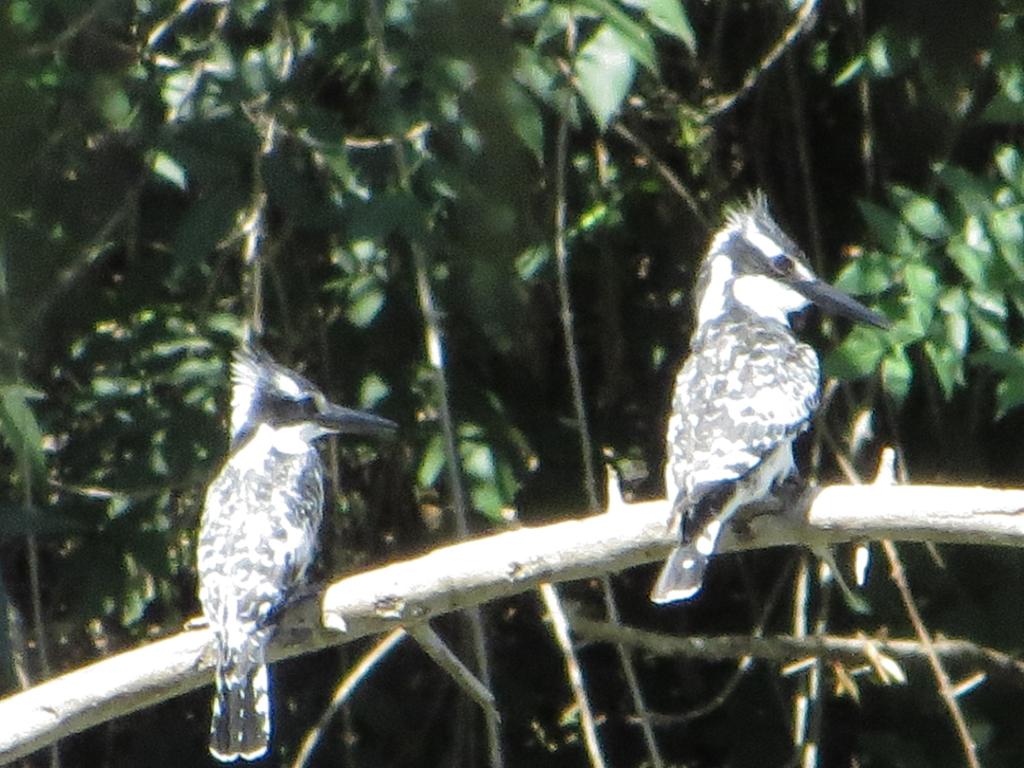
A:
[2,0,1024,766]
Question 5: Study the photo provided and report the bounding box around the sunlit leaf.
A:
[359,374,390,409]
[640,0,695,53]
[938,287,969,355]
[903,261,940,304]
[0,384,46,481]
[995,145,1023,192]
[968,304,1010,353]
[150,151,187,191]
[834,55,864,86]
[347,281,385,328]
[418,433,446,488]
[990,207,1024,280]
[575,23,637,130]
[946,234,990,286]
[890,186,950,240]
[574,0,657,72]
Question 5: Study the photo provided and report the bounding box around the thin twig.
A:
[854,0,876,193]
[553,18,662,767]
[784,50,825,274]
[144,0,212,51]
[872,449,980,768]
[540,583,607,768]
[239,10,294,335]
[881,540,981,768]
[407,625,498,714]
[703,0,820,121]
[570,620,1018,675]
[610,122,708,227]
[598,577,664,766]
[555,14,599,518]
[24,493,58,768]
[291,629,406,768]
[365,1,501,763]
[22,0,118,57]
[0,245,60,768]
[791,554,815,767]
[654,560,794,725]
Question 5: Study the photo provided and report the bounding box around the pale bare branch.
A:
[4,481,1024,762]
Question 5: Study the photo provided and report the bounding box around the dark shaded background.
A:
[2,0,1024,765]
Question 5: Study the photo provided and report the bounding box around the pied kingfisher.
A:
[650,194,888,604]
[197,343,396,761]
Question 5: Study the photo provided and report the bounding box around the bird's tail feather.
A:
[650,545,708,603]
[210,660,270,762]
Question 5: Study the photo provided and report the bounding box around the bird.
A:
[197,343,397,761]
[650,193,889,604]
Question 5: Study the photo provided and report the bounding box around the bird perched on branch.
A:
[198,343,396,761]
[651,194,888,604]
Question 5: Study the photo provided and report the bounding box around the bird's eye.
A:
[771,254,794,275]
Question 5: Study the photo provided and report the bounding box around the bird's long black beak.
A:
[794,278,890,329]
[318,402,397,437]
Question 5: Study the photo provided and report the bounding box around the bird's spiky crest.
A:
[228,343,315,444]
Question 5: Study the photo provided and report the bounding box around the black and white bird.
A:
[650,194,888,604]
[198,344,396,761]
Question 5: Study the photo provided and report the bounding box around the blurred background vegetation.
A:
[2,0,1024,765]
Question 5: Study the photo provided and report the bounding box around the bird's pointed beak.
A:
[794,278,890,329]
[318,402,398,437]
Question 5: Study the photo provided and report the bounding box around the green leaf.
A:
[823,327,887,379]
[968,304,1010,353]
[359,374,390,409]
[150,151,187,191]
[946,231,991,286]
[462,440,495,480]
[924,340,963,400]
[515,244,550,280]
[503,80,544,159]
[866,32,893,77]
[575,23,637,130]
[832,250,894,295]
[980,349,1024,416]
[936,165,993,217]
[995,375,1024,418]
[417,433,446,488]
[995,145,1023,192]
[471,483,507,521]
[0,384,46,482]
[881,347,913,403]
[890,186,950,240]
[641,0,696,53]
[833,55,864,86]
[347,275,386,328]
[574,0,657,72]
[938,287,969,355]
[971,349,1024,375]
[982,61,1024,123]
[990,206,1024,280]
[857,199,911,254]
[903,261,940,304]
